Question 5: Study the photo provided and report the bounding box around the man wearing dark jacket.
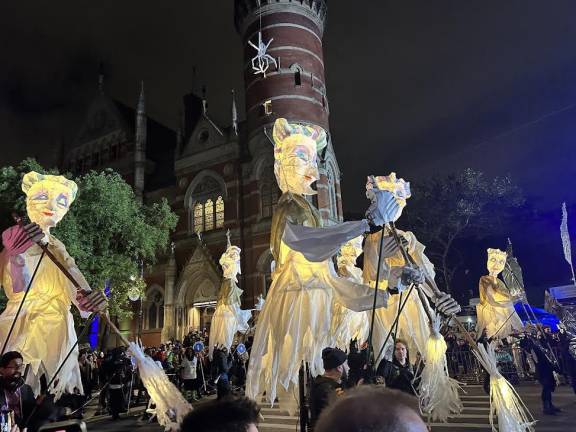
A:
[521,336,561,415]
[376,339,415,395]
[213,346,233,400]
[309,347,348,429]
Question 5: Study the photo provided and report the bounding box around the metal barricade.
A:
[447,349,483,383]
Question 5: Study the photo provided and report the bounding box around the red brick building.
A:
[63,0,341,346]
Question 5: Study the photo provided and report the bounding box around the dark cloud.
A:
[2,1,576,298]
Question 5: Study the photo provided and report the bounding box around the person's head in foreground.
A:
[315,385,427,432]
[0,351,25,391]
[180,396,260,432]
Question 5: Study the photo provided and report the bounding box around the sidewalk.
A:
[517,382,576,432]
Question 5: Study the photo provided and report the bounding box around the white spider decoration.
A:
[248,31,277,77]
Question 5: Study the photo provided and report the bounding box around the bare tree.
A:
[402,168,525,293]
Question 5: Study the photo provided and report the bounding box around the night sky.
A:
[2,1,576,303]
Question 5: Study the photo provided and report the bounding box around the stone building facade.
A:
[63,0,341,346]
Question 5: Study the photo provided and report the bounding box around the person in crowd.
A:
[376,339,415,395]
[213,345,233,400]
[180,347,199,401]
[314,385,427,432]
[347,340,367,386]
[520,334,561,415]
[103,348,131,420]
[558,324,576,393]
[309,347,349,429]
[78,351,92,401]
[0,351,62,432]
[180,396,260,432]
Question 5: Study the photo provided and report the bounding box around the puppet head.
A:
[486,248,507,276]
[219,233,242,282]
[272,118,327,195]
[366,173,411,223]
[22,171,77,233]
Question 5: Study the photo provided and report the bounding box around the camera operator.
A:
[102,348,132,420]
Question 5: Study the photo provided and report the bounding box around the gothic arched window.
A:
[187,174,226,233]
[260,165,280,218]
[327,166,338,219]
[261,182,279,218]
[295,70,302,86]
[146,291,164,330]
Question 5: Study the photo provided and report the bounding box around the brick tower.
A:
[234,0,343,225]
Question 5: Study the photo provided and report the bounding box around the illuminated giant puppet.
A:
[245,118,390,409]
[476,248,523,338]
[0,172,102,397]
[280,169,463,421]
[208,231,251,359]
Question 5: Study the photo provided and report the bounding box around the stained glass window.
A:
[189,175,226,233]
[204,199,214,231]
[215,196,224,228]
[194,202,204,233]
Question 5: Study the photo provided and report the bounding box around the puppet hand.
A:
[401,266,424,286]
[365,190,401,226]
[2,224,43,256]
[77,290,108,313]
[435,292,461,316]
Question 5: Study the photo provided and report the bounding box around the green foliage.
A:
[402,168,525,292]
[0,160,178,320]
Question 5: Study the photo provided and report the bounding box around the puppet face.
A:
[220,247,241,281]
[366,173,411,222]
[26,180,73,231]
[337,236,364,270]
[274,135,319,195]
[486,248,507,276]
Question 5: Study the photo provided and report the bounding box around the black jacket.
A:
[0,383,59,432]
[309,376,342,428]
[377,358,415,395]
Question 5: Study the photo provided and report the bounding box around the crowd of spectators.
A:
[71,328,253,421]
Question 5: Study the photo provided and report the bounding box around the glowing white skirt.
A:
[209,303,250,359]
[372,289,430,366]
[330,302,369,351]
[476,302,523,339]
[0,297,83,398]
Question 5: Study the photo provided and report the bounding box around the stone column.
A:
[162,243,177,341]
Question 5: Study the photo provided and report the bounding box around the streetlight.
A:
[127,261,145,341]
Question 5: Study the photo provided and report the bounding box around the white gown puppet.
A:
[245,119,388,409]
[330,236,370,350]
[0,172,98,398]
[208,231,251,359]
[360,174,461,366]
[476,248,523,339]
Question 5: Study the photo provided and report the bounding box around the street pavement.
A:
[81,382,576,431]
